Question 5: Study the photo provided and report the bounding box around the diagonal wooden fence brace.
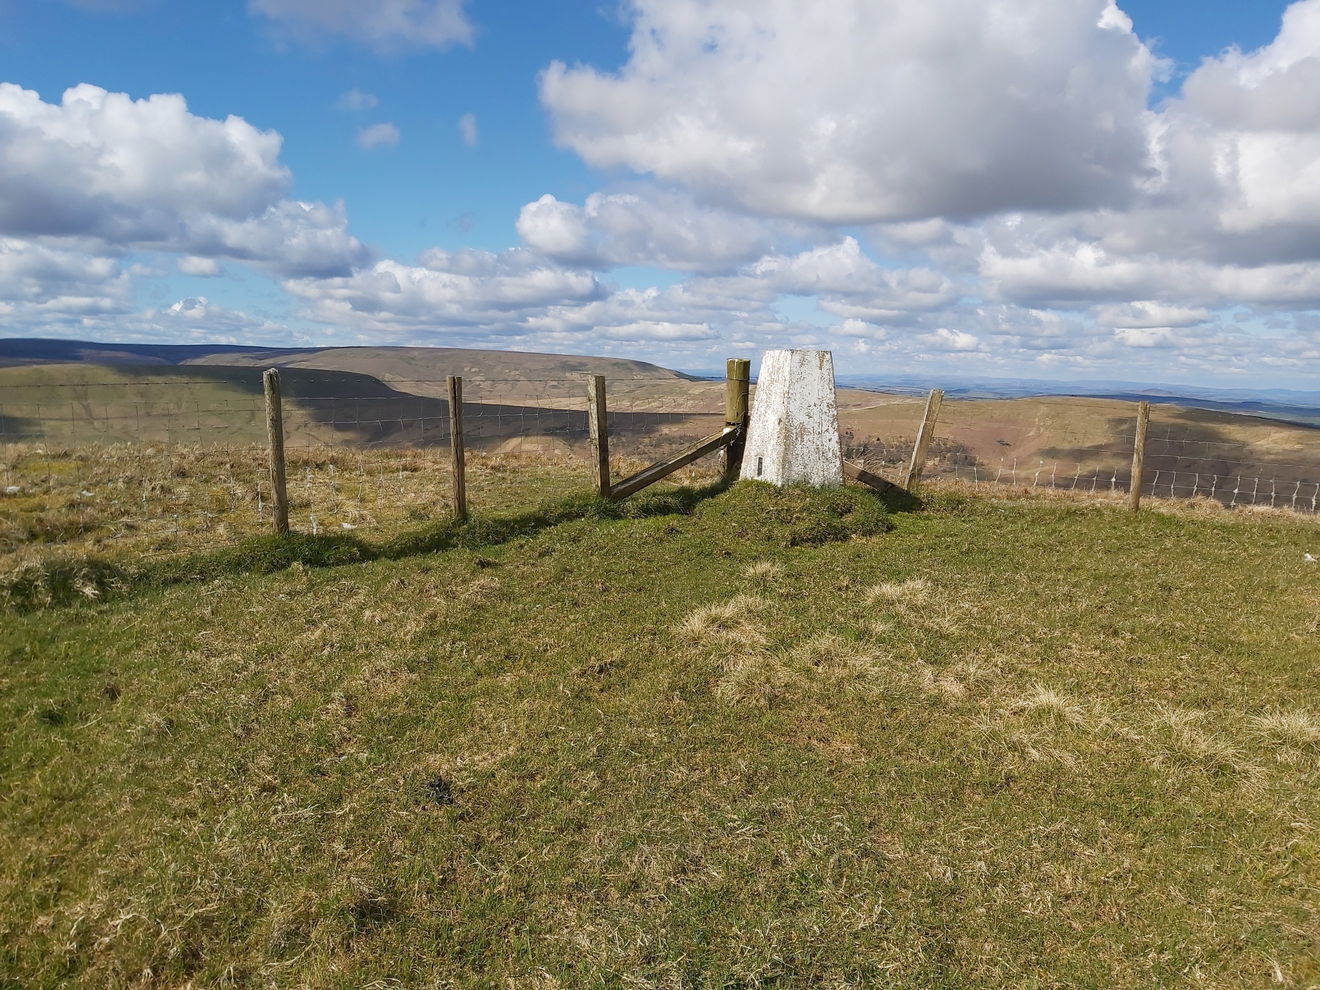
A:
[843,459,906,496]
[610,427,737,501]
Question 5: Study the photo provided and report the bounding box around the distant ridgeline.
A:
[837,374,1320,429]
[0,337,694,383]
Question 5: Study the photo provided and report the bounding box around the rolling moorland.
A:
[0,339,1318,985]
[3,338,1319,483]
[1,338,1318,569]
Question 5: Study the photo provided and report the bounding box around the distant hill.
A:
[0,338,693,388]
[0,362,452,447]
[838,392,1320,495]
[1,340,1315,500]
[837,373,1320,428]
[0,338,272,367]
[0,361,714,452]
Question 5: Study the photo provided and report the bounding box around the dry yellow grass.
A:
[1251,708,1320,751]
[865,576,931,604]
[677,594,768,647]
[0,442,600,567]
[743,560,784,584]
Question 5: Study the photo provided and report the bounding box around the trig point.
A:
[739,349,843,487]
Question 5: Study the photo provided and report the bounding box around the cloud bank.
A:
[4,0,1320,385]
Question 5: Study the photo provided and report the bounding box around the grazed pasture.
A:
[2,477,1317,988]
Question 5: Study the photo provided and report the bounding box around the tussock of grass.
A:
[789,632,882,677]
[1006,684,1092,727]
[911,660,990,701]
[715,651,800,708]
[865,576,931,604]
[678,594,767,647]
[993,725,1086,770]
[0,555,128,610]
[1145,705,1255,777]
[743,560,784,585]
[696,480,892,546]
[1251,708,1320,750]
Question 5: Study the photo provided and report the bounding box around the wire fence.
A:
[3,372,1317,568]
[0,373,727,565]
[841,392,1320,512]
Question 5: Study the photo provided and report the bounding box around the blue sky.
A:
[0,0,1317,387]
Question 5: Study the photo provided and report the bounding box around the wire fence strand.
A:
[3,375,1316,569]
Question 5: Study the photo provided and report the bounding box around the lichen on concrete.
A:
[739,349,843,487]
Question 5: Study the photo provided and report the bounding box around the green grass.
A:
[0,444,619,567]
[1,483,1317,988]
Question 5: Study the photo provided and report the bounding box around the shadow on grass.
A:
[1,479,736,613]
[871,486,924,514]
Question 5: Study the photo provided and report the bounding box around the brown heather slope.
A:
[837,393,1320,489]
[0,362,718,453]
[181,345,693,397]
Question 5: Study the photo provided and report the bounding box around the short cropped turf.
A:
[1,482,1317,988]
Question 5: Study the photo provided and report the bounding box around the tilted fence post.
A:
[1130,400,1150,513]
[721,357,751,480]
[903,388,945,490]
[587,374,610,498]
[263,368,290,535]
[448,375,467,522]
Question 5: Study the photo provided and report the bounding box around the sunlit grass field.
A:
[1,477,1318,987]
[1,442,723,574]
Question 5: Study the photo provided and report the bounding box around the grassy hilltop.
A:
[1,480,1317,988]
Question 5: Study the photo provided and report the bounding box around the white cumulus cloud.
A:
[249,0,473,53]
[0,83,368,279]
[0,237,132,321]
[517,190,780,271]
[282,248,605,332]
[357,122,400,150]
[337,88,379,111]
[0,83,287,241]
[458,112,478,147]
[178,256,223,277]
[541,0,1160,224]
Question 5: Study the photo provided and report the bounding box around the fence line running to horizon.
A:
[2,370,1317,567]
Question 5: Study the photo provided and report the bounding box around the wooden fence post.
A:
[721,357,751,480]
[1130,400,1150,513]
[903,388,945,490]
[448,376,467,522]
[263,368,289,535]
[587,374,610,498]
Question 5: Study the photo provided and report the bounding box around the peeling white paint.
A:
[740,349,843,487]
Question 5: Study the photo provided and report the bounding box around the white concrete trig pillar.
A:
[739,349,843,487]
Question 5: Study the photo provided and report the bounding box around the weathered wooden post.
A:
[586,374,610,498]
[447,375,467,521]
[739,350,843,487]
[1130,400,1150,513]
[721,358,751,480]
[262,368,290,535]
[903,388,945,490]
